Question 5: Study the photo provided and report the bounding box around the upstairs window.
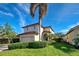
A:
[34,26,36,29]
[27,27,28,30]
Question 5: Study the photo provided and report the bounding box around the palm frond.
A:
[39,3,47,19]
[30,3,48,19]
[30,3,38,18]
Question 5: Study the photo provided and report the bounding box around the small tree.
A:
[3,32,16,43]
[55,32,65,38]
[73,38,79,46]
[43,32,49,41]
[52,33,64,42]
[43,32,53,41]
[0,25,4,36]
[0,23,16,44]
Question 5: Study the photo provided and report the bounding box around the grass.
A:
[0,42,79,56]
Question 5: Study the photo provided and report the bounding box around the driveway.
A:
[0,44,8,51]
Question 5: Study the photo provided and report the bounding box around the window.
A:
[34,26,35,29]
[27,27,28,30]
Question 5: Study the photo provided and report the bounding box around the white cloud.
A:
[68,22,79,29]
[59,22,79,34]
[14,7,27,33]
[14,7,26,27]
[19,16,26,27]
[59,29,69,34]
[18,3,30,14]
[0,11,14,17]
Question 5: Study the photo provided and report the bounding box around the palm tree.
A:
[30,3,48,41]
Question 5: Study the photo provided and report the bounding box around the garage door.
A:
[21,36,34,42]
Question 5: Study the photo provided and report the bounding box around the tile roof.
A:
[22,23,39,28]
[66,25,79,35]
[19,31,38,35]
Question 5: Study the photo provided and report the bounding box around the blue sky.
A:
[0,3,79,34]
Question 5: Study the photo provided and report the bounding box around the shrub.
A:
[8,41,48,50]
[8,42,28,50]
[28,41,47,48]
[53,38,62,42]
[45,41,54,45]
[73,38,79,49]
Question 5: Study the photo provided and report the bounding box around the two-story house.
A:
[19,23,54,42]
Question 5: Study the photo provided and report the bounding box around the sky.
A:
[0,3,79,34]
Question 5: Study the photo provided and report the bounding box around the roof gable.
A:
[22,23,39,28]
[66,25,79,35]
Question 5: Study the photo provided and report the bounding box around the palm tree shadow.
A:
[52,42,75,53]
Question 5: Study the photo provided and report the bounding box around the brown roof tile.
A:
[19,31,38,35]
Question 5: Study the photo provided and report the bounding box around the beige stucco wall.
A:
[63,27,79,43]
[20,34,35,42]
[43,28,54,34]
[20,34,40,42]
[43,28,50,32]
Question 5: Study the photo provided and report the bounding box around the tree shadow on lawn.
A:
[52,42,76,53]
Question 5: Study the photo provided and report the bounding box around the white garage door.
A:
[21,36,34,42]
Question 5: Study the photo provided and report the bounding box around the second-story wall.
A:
[24,24,40,33]
[43,28,54,34]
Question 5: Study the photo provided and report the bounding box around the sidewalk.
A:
[0,44,8,51]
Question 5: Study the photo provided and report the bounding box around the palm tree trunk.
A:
[39,19,41,41]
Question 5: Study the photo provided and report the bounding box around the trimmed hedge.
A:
[8,42,28,50]
[28,41,47,48]
[8,41,47,50]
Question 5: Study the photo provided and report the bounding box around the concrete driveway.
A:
[0,44,8,51]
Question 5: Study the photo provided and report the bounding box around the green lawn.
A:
[0,42,79,56]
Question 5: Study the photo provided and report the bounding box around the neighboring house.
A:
[63,25,79,44]
[19,23,54,42]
